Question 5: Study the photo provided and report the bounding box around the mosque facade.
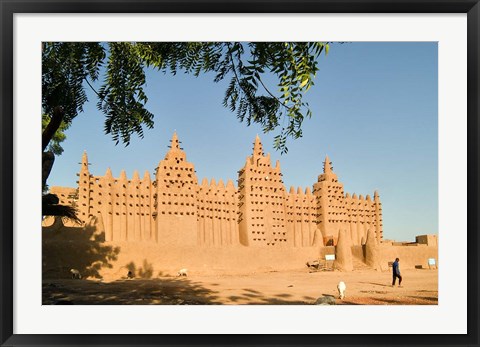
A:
[54,132,383,248]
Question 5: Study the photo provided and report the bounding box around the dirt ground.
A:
[43,267,437,305]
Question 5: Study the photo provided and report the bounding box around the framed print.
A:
[1,1,479,346]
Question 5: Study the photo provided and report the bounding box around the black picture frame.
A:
[1,1,479,346]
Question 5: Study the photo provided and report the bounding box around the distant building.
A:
[416,234,438,246]
[57,132,383,248]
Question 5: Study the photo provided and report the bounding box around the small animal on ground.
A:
[127,270,134,279]
[337,281,346,299]
[177,268,188,277]
[70,269,82,279]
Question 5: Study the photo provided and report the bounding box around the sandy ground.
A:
[43,267,437,305]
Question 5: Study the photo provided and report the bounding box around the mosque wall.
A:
[68,133,384,248]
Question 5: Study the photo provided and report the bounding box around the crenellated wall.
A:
[68,132,383,249]
[77,157,155,243]
[285,186,319,247]
[196,178,238,246]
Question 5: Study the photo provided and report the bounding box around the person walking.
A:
[392,257,402,287]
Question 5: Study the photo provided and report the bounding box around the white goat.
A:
[177,268,188,277]
[337,281,346,299]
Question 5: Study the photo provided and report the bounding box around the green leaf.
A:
[299,78,309,88]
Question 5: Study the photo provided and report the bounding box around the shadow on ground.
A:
[225,288,315,305]
[43,279,321,305]
[43,277,222,305]
[359,281,391,288]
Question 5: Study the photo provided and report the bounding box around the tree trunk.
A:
[42,106,64,152]
[42,151,55,192]
[42,106,64,191]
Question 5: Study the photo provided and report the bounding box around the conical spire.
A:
[143,170,151,182]
[164,131,186,161]
[324,155,333,174]
[253,134,264,158]
[80,151,90,173]
[119,170,128,181]
[226,179,235,189]
[81,150,89,165]
[170,131,180,150]
[266,153,271,166]
[105,167,113,179]
[132,170,140,181]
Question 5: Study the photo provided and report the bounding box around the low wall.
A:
[42,219,438,279]
[42,224,319,281]
[377,244,438,271]
[318,246,336,260]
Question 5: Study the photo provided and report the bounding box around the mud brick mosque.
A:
[59,132,383,247]
[46,132,437,276]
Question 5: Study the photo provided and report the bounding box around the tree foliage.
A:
[42,42,329,221]
[42,42,329,154]
[43,43,105,124]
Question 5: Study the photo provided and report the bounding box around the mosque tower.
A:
[238,135,287,247]
[154,132,198,246]
[77,151,92,221]
[374,190,384,243]
[312,155,347,246]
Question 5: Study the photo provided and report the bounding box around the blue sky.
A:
[47,42,438,242]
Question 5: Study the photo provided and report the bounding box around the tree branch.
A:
[257,77,292,111]
[226,43,247,98]
[85,77,102,99]
[227,43,293,112]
